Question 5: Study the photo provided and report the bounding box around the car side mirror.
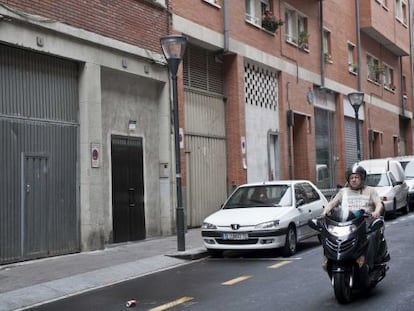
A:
[296,198,305,207]
[308,218,322,232]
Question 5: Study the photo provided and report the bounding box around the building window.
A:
[396,0,408,25]
[203,0,221,6]
[402,75,407,96]
[284,6,308,46]
[376,0,388,7]
[367,54,382,84]
[383,64,395,91]
[323,29,332,63]
[348,43,357,73]
[245,0,270,26]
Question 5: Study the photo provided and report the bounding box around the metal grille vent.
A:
[244,62,278,110]
[183,44,224,94]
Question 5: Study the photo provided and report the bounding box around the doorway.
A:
[23,154,49,259]
[111,136,145,242]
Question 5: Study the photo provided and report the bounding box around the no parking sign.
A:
[91,143,100,168]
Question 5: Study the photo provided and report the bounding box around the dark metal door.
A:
[23,154,49,258]
[111,136,145,242]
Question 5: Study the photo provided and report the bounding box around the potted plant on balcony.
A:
[298,31,310,49]
[262,10,284,33]
[349,63,357,73]
[324,52,332,63]
[370,64,385,75]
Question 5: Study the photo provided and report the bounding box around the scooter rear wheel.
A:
[333,273,352,304]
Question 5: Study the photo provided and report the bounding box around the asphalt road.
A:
[29,213,414,311]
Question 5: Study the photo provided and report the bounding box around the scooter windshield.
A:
[328,191,364,222]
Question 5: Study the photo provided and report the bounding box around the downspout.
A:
[287,82,293,179]
[223,0,229,53]
[409,0,414,154]
[319,0,325,88]
[399,56,405,116]
[356,0,362,91]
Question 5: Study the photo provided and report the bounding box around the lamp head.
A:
[160,35,187,76]
[347,92,364,113]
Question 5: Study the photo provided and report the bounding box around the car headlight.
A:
[327,224,357,237]
[255,220,280,229]
[201,222,217,229]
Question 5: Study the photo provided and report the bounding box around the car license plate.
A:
[222,232,248,240]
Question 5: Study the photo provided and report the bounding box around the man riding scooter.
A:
[322,165,390,268]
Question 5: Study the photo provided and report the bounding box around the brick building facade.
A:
[170,0,413,225]
[0,0,412,263]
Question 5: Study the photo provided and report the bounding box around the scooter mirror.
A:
[368,218,383,233]
[308,218,321,232]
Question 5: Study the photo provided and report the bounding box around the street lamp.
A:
[160,35,187,251]
[347,92,364,161]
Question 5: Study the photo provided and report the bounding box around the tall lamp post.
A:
[347,92,364,161]
[160,35,187,251]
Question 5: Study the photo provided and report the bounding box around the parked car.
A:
[201,180,328,257]
[394,155,414,210]
[355,159,409,216]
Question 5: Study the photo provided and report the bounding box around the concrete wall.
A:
[101,68,172,238]
[0,5,174,250]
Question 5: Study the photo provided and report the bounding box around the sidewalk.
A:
[0,228,207,311]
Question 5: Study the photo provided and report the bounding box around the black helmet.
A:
[346,165,367,183]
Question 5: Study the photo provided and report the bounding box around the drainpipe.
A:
[319,0,325,88]
[287,82,294,179]
[223,0,229,53]
[409,1,414,154]
[399,56,405,116]
[356,0,362,91]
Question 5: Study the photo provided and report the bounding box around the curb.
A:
[166,247,209,260]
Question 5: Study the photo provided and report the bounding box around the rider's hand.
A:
[371,211,380,218]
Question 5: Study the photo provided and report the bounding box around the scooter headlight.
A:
[327,224,357,237]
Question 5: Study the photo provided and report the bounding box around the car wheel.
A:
[317,233,323,244]
[207,249,223,258]
[386,200,397,219]
[401,201,409,215]
[282,225,297,257]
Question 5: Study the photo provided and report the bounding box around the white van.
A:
[354,158,408,215]
[356,158,405,183]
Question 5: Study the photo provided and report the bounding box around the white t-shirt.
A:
[329,186,381,213]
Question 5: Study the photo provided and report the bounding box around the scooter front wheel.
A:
[333,272,352,304]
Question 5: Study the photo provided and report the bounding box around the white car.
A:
[201,180,328,257]
[355,159,409,216]
[365,172,409,216]
[394,155,414,210]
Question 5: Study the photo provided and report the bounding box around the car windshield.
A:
[365,173,390,187]
[223,185,292,208]
[404,160,414,178]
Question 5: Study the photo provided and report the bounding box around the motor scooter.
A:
[308,209,390,304]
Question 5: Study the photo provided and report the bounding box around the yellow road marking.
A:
[268,260,292,269]
[148,296,194,311]
[222,275,252,285]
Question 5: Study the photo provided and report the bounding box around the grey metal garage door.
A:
[0,44,79,264]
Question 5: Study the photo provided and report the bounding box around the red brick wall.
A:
[171,0,412,185]
[0,0,169,53]
[172,0,223,32]
[223,54,247,187]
